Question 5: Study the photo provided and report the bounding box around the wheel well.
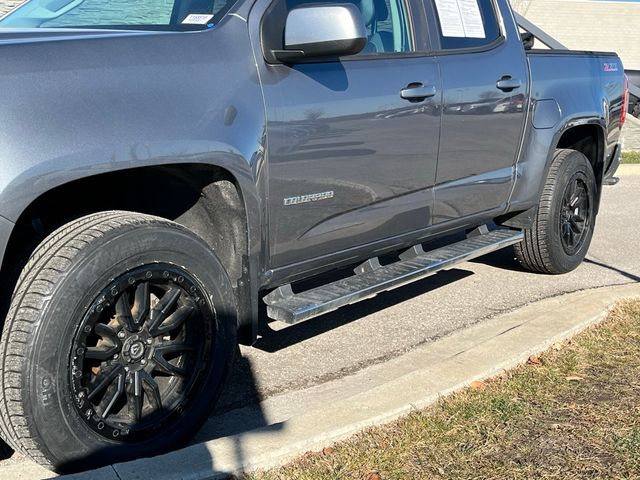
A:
[2,164,248,289]
[556,124,606,214]
[556,124,604,179]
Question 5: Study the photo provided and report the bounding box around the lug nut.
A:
[124,366,130,372]
[146,338,152,345]
[141,359,147,365]
[118,331,126,339]
[113,354,119,360]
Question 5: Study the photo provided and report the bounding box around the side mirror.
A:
[272,4,368,63]
[520,31,535,50]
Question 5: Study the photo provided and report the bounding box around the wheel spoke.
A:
[153,361,187,377]
[88,365,125,401]
[147,288,181,332]
[128,371,144,423]
[85,345,119,361]
[132,282,150,328]
[569,217,583,234]
[152,342,193,377]
[85,324,121,360]
[94,323,118,342]
[155,341,195,355]
[115,292,135,331]
[139,370,162,412]
[150,304,194,336]
[568,226,576,246]
[99,371,125,418]
[568,180,579,207]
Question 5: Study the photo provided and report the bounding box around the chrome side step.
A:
[263,228,524,325]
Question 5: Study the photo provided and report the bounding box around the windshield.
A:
[0,0,236,30]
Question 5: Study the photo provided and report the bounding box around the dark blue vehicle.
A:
[0,0,628,471]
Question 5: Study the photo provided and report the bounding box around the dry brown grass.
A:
[247,299,640,480]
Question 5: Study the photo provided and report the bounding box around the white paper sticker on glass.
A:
[434,0,465,37]
[458,0,486,38]
[434,0,486,39]
[182,14,214,25]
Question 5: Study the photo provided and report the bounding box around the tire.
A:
[0,211,237,472]
[515,149,597,274]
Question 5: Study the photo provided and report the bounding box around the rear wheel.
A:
[0,212,237,472]
[515,149,597,274]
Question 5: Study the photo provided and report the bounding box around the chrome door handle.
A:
[496,76,522,92]
[400,83,437,102]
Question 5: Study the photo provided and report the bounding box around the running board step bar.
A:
[264,228,524,325]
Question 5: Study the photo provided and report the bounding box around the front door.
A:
[256,0,443,268]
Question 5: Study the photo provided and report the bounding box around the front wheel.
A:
[515,149,597,274]
[0,212,237,472]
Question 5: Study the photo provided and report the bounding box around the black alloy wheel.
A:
[70,264,214,441]
[558,174,592,256]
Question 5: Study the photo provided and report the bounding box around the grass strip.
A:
[622,151,640,164]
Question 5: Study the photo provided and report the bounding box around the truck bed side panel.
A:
[509,51,625,211]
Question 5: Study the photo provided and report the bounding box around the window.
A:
[432,0,501,50]
[286,0,413,54]
[0,0,237,30]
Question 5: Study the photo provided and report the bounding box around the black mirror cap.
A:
[273,37,367,63]
[521,31,535,50]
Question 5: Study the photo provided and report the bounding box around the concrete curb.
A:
[38,282,636,480]
[618,164,640,176]
[626,114,640,128]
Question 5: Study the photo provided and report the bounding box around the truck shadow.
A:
[583,258,640,282]
[469,246,527,272]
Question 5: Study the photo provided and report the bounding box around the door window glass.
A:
[0,0,237,30]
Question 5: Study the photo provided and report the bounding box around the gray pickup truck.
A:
[0,0,628,472]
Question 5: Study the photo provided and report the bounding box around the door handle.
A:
[400,83,437,102]
[496,76,522,92]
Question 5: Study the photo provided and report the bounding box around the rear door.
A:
[424,0,529,223]
[255,0,443,269]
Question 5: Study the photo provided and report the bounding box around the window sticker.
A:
[182,14,214,24]
[458,0,485,38]
[434,0,465,37]
[434,0,486,39]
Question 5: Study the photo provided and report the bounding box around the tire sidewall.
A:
[26,222,236,470]
[545,151,597,273]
